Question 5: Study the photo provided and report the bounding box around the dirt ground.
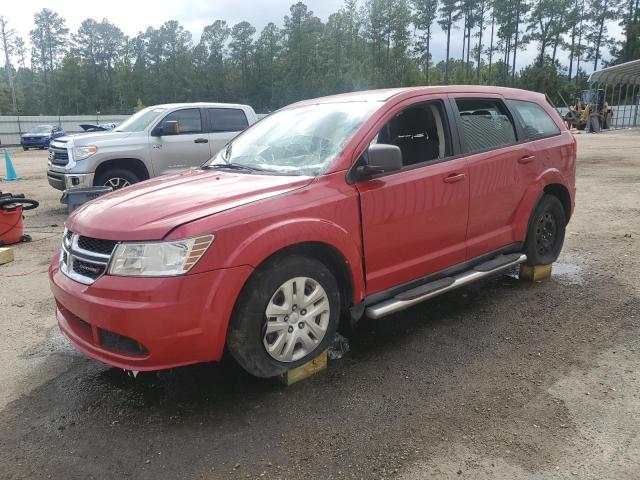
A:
[0,130,638,480]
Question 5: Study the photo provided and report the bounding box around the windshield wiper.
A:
[203,162,272,173]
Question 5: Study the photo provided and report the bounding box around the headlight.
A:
[108,235,214,277]
[73,145,98,160]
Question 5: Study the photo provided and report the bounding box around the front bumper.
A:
[49,256,253,371]
[21,138,50,147]
[47,171,95,191]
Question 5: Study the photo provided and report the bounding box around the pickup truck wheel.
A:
[95,169,139,190]
[524,194,566,266]
[227,255,340,378]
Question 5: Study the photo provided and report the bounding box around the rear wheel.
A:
[524,194,566,266]
[227,255,340,377]
[95,168,139,190]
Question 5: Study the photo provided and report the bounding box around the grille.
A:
[49,145,69,166]
[77,236,117,255]
[72,259,106,279]
[60,230,116,284]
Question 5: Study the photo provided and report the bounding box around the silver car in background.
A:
[47,102,258,191]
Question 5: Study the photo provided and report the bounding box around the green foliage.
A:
[0,1,635,115]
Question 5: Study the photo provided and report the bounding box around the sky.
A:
[1,0,621,75]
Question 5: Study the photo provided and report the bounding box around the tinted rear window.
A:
[455,98,517,153]
[511,100,561,139]
[207,108,249,132]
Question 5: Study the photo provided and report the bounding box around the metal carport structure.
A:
[588,59,640,129]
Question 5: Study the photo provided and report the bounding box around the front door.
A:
[356,99,470,295]
[150,108,212,175]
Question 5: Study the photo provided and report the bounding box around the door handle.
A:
[443,173,466,184]
[518,155,535,164]
[194,138,209,144]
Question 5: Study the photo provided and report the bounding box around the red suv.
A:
[50,86,576,377]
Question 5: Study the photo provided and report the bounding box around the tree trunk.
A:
[593,0,608,71]
[461,12,467,76]
[426,27,431,84]
[445,12,452,84]
[568,27,576,80]
[511,1,521,82]
[488,12,495,83]
[476,1,485,82]
[0,20,17,112]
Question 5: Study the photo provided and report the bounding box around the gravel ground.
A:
[0,130,638,479]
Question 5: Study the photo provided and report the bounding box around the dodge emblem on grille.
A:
[76,264,102,275]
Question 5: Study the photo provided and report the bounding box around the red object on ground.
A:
[0,193,38,245]
[0,205,24,245]
[49,86,577,373]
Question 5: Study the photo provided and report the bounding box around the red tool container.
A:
[0,193,39,246]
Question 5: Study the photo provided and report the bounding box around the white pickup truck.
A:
[47,102,259,191]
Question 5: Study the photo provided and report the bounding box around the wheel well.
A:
[544,184,571,222]
[94,159,150,184]
[257,242,354,311]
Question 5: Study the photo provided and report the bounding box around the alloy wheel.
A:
[104,177,131,190]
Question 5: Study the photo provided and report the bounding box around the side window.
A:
[161,108,202,134]
[455,98,516,153]
[371,101,452,167]
[510,100,561,139]
[207,108,248,132]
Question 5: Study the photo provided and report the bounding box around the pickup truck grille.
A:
[49,144,69,166]
[60,230,117,284]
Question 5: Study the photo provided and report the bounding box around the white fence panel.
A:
[0,115,130,145]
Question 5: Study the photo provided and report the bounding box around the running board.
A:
[365,254,527,319]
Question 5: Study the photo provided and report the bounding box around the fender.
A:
[222,217,366,303]
[170,212,366,304]
[512,168,573,241]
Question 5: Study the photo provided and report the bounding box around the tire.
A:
[227,255,341,378]
[23,147,28,151]
[524,194,566,266]
[95,168,140,190]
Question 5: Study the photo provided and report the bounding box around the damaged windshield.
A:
[204,102,380,176]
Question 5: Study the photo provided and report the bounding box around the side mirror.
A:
[356,144,403,179]
[157,120,181,136]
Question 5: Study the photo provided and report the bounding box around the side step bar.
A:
[365,253,527,319]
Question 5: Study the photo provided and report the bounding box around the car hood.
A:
[56,131,132,144]
[66,169,313,241]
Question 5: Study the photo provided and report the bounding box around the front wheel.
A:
[227,255,340,378]
[524,194,566,266]
[95,168,139,190]
[23,147,28,151]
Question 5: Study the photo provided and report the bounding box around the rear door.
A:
[356,97,470,294]
[450,95,533,259]
[149,108,212,175]
[206,107,250,155]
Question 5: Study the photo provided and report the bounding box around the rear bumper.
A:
[49,256,253,371]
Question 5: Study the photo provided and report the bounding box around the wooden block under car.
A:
[0,247,15,265]
[277,350,327,386]
[519,263,552,282]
